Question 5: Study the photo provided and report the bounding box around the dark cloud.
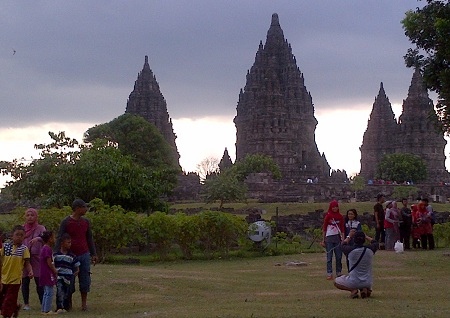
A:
[1,0,423,127]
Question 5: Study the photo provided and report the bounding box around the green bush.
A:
[433,223,450,247]
[173,212,202,259]
[142,211,177,259]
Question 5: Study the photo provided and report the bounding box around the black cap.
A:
[72,199,87,210]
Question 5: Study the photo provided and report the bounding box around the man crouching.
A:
[334,230,378,299]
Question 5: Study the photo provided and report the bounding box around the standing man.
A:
[399,198,412,250]
[56,199,97,311]
[373,194,385,250]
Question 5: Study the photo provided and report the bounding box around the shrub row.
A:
[3,199,249,261]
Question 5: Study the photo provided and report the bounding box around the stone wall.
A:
[270,209,450,236]
[245,173,450,203]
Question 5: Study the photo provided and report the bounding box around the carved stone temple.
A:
[125,55,180,167]
[234,13,330,183]
[360,69,448,182]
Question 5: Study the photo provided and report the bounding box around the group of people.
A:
[321,194,437,299]
[0,199,97,317]
[373,194,435,251]
[321,200,378,299]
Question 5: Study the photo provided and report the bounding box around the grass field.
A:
[18,248,450,318]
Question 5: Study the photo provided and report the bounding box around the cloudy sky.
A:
[1,0,447,187]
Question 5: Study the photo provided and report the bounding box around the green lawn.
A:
[18,249,450,318]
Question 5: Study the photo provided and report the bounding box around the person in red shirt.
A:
[321,200,345,280]
[56,199,97,312]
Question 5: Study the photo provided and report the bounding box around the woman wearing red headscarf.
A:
[417,202,434,249]
[411,204,422,248]
[22,208,46,310]
[321,200,345,280]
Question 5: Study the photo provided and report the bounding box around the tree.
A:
[376,153,428,183]
[84,113,180,171]
[196,157,219,182]
[349,175,366,201]
[203,172,247,209]
[202,154,281,208]
[402,1,450,132]
[1,131,177,211]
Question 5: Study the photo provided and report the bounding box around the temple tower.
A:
[219,148,233,172]
[360,83,399,180]
[360,70,448,182]
[125,56,180,166]
[397,69,447,182]
[234,13,330,181]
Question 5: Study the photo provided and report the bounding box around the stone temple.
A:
[360,69,448,182]
[234,13,330,182]
[125,56,180,167]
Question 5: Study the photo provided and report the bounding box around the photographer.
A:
[334,231,378,299]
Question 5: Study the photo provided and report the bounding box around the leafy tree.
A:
[233,153,282,181]
[392,186,419,201]
[84,113,180,171]
[1,131,177,211]
[349,175,366,200]
[203,172,247,209]
[376,153,427,183]
[0,132,80,205]
[203,154,281,208]
[402,1,450,132]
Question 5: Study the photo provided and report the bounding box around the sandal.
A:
[360,288,368,299]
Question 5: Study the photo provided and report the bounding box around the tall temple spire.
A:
[125,56,180,168]
[234,14,329,182]
[360,72,448,182]
[360,82,398,180]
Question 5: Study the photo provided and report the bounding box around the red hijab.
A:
[327,200,340,214]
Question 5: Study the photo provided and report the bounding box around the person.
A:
[344,209,362,271]
[417,201,434,250]
[373,194,385,249]
[420,198,435,249]
[21,208,46,311]
[344,209,362,239]
[56,199,97,311]
[54,233,79,313]
[321,200,345,280]
[411,204,422,249]
[384,201,400,250]
[399,198,412,250]
[39,231,57,315]
[334,231,379,299]
[0,225,34,318]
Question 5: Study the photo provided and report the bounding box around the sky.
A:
[1,0,448,188]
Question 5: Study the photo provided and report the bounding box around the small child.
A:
[344,209,363,241]
[344,209,362,271]
[0,225,34,318]
[39,231,57,314]
[53,233,79,313]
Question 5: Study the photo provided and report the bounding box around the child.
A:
[344,209,362,271]
[344,209,362,239]
[321,200,345,280]
[54,233,79,313]
[0,225,34,318]
[39,231,57,314]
